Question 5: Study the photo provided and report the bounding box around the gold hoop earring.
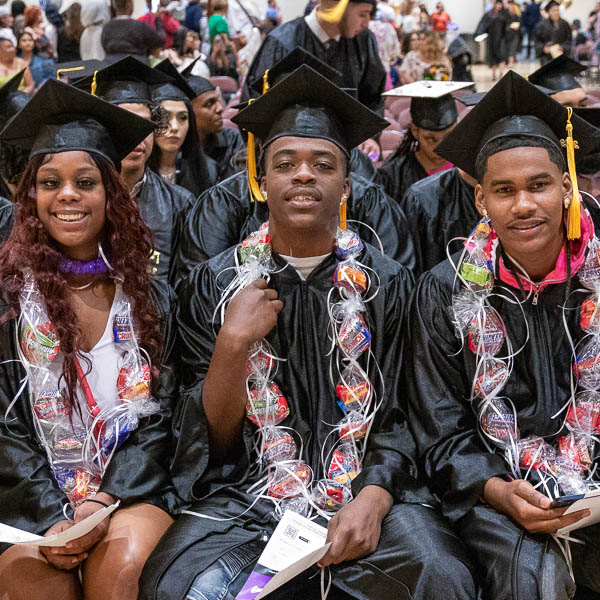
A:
[481,208,488,218]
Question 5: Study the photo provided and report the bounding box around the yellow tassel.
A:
[340,196,347,230]
[561,107,581,240]
[246,100,265,203]
[56,66,84,81]
[90,70,98,97]
[262,68,270,95]
[318,0,349,23]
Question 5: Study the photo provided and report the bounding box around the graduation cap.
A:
[181,58,216,97]
[384,81,474,131]
[73,56,172,105]
[457,84,554,107]
[233,65,387,156]
[436,71,599,239]
[0,78,156,166]
[528,55,586,92]
[0,70,31,128]
[152,59,196,102]
[543,0,561,10]
[233,65,387,203]
[318,0,376,24]
[55,60,105,83]
[248,46,342,96]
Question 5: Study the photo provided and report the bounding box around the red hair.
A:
[23,6,42,28]
[0,152,162,408]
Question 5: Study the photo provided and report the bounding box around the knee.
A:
[417,553,477,600]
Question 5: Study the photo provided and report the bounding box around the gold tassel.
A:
[340,196,347,230]
[561,107,581,240]
[56,66,84,81]
[246,99,265,203]
[318,0,349,23]
[90,70,98,97]
[262,68,270,95]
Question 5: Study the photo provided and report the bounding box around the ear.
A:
[410,123,419,139]
[562,171,573,201]
[342,177,351,200]
[474,183,487,217]
[260,176,267,195]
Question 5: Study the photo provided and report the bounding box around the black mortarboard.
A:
[152,59,196,101]
[435,71,598,179]
[232,65,387,157]
[0,69,30,128]
[543,0,561,10]
[0,78,155,165]
[248,46,342,96]
[528,55,586,92]
[55,60,105,83]
[457,84,553,107]
[73,56,172,105]
[186,75,216,97]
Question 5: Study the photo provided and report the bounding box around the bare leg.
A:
[0,544,82,600]
[83,503,173,600]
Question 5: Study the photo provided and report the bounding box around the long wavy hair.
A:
[0,151,163,409]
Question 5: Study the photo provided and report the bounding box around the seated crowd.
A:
[2,1,600,600]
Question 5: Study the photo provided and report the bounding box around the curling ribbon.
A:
[340,196,347,230]
[262,68,270,95]
[246,99,266,203]
[318,0,349,23]
[561,107,581,240]
[91,70,98,97]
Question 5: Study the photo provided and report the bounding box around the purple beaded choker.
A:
[59,256,109,276]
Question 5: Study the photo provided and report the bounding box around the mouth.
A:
[509,220,545,235]
[286,192,320,209]
[52,211,87,223]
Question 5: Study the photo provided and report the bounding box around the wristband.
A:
[83,498,111,509]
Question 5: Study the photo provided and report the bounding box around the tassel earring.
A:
[339,193,349,230]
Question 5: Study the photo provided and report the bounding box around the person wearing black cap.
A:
[149,59,218,197]
[74,56,197,290]
[139,65,477,600]
[406,71,600,599]
[535,0,572,65]
[183,65,245,182]
[243,0,385,145]
[376,81,470,202]
[528,54,588,107]
[0,79,177,600]
[173,57,415,279]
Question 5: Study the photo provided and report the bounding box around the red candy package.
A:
[268,460,311,498]
[557,434,592,471]
[566,391,600,434]
[33,389,70,420]
[312,479,353,511]
[333,264,367,295]
[21,321,59,365]
[339,314,371,359]
[328,444,361,484]
[246,383,290,427]
[338,412,369,441]
[474,359,509,399]
[518,436,555,472]
[246,343,275,379]
[467,309,505,356]
[262,428,297,464]
[581,298,600,331]
[117,363,151,401]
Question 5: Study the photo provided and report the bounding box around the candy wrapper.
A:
[518,436,556,472]
[262,428,297,464]
[334,229,364,261]
[69,470,101,505]
[574,336,600,390]
[117,355,151,401]
[279,495,310,517]
[555,459,589,495]
[460,223,494,294]
[581,297,600,332]
[451,289,485,337]
[480,398,519,444]
[240,227,271,264]
[21,321,59,365]
[328,444,361,484]
[268,460,312,498]
[312,479,353,511]
[579,236,600,290]
[338,314,371,359]
[336,364,372,414]
[468,308,506,356]
[33,388,70,420]
[247,341,275,380]
[566,390,600,434]
[334,263,367,295]
[247,383,290,427]
[557,433,593,471]
[338,411,370,441]
[474,358,509,399]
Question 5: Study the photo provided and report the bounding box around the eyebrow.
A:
[489,172,553,186]
[37,166,98,175]
[271,149,338,160]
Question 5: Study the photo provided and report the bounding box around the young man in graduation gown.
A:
[528,54,588,108]
[73,57,196,291]
[182,66,245,183]
[138,65,476,600]
[244,0,384,156]
[0,69,28,241]
[534,0,572,65]
[407,71,600,598]
[376,86,461,202]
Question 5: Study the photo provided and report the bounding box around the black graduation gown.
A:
[204,127,245,182]
[534,18,572,64]
[0,178,11,202]
[0,285,179,555]
[173,171,417,283]
[375,152,428,203]
[0,196,14,243]
[138,169,196,291]
[243,17,386,115]
[400,168,477,275]
[349,147,377,182]
[406,255,588,524]
[485,9,509,67]
[138,243,435,600]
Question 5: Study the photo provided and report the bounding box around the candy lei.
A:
[453,217,600,498]
[17,273,160,508]
[223,223,381,518]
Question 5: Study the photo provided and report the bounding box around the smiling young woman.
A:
[0,79,177,600]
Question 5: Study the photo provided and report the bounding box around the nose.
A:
[292,162,316,184]
[169,117,178,132]
[57,180,81,202]
[511,190,537,217]
[215,101,224,115]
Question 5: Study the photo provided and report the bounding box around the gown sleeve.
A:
[242,34,288,102]
[358,29,386,116]
[405,270,510,522]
